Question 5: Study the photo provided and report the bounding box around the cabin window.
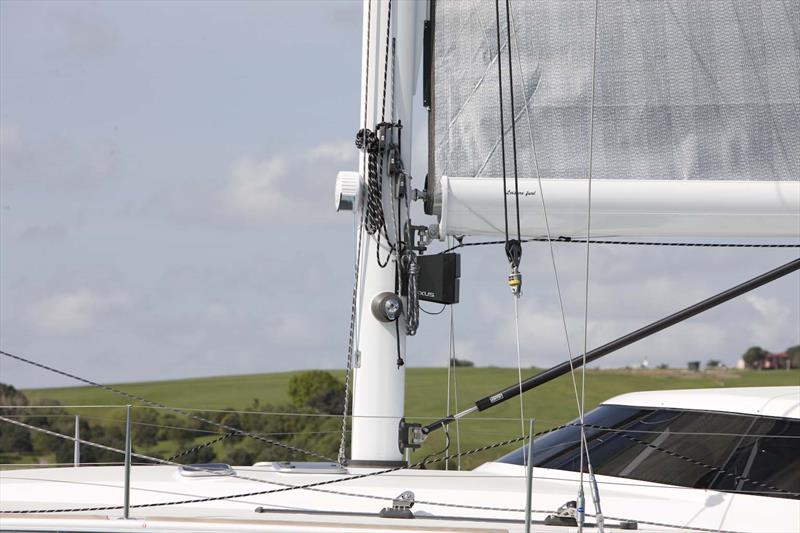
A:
[497,405,799,500]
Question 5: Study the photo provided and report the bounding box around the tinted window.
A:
[498,405,799,500]
[710,416,800,497]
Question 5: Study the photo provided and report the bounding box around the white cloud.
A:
[745,294,792,347]
[222,138,356,219]
[309,139,356,162]
[29,290,129,333]
[224,155,289,216]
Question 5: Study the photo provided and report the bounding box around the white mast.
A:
[343,0,423,465]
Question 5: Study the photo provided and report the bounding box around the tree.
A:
[0,383,29,407]
[133,408,160,448]
[452,358,474,367]
[287,371,345,414]
[706,359,721,369]
[741,346,768,369]
[787,345,800,369]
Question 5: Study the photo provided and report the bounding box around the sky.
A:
[1,0,798,390]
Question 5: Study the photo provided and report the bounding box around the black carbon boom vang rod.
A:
[422,257,800,435]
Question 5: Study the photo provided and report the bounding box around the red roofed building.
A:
[762,352,790,370]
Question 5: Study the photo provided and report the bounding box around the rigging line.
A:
[504,0,521,242]
[342,0,375,462]
[502,0,525,461]
[0,416,168,466]
[445,310,452,471]
[339,208,366,464]
[508,0,581,424]
[440,237,800,254]
[167,432,234,462]
[493,0,510,244]
[0,349,333,462]
[578,0,602,529]
[513,295,526,463]
[448,291,462,470]
[379,0,392,125]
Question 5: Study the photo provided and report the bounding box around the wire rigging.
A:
[508,2,582,444]
[578,0,603,530]
[498,0,527,459]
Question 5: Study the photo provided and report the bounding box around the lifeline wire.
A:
[2,414,788,533]
[0,349,333,462]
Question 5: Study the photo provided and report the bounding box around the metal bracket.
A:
[398,418,425,453]
[406,223,432,252]
[379,491,415,519]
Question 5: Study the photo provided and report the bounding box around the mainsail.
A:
[430,1,800,237]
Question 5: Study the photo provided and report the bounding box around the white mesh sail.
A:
[432,0,800,237]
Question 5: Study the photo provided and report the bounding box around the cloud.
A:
[28,290,129,333]
[221,138,356,219]
[745,294,792,347]
[309,139,356,162]
[224,155,289,216]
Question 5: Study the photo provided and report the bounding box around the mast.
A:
[343,0,424,465]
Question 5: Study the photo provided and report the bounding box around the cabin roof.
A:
[603,386,800,419]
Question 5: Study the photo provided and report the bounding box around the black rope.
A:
[420,303,448,315]
[441,236,800,254]
[504,0,522,269]
[494,0,510,248]
[167,432,234,462]
[0,349,333,461]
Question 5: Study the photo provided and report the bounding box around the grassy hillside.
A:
[21,367,800,469]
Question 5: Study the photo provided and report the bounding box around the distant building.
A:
[736,358,746,370]
[687,361,700,372]
[762,352,790,370]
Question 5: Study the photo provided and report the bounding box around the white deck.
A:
[2,461,799,532]
[3,386,799,532]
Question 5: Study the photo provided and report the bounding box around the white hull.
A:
[2,462,798,533]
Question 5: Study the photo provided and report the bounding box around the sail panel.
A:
[431,1,800,223]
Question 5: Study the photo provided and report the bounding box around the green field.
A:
[20,367,800,469]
